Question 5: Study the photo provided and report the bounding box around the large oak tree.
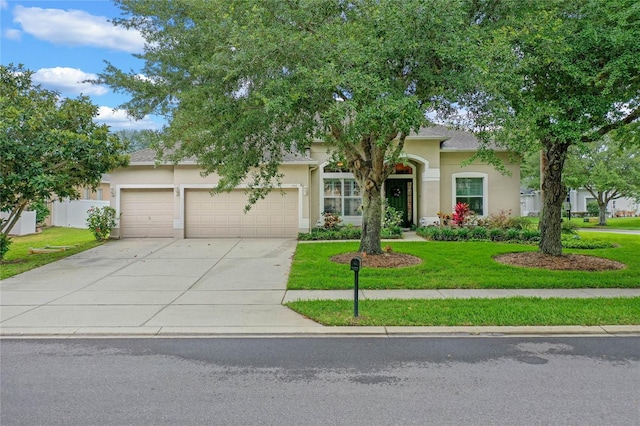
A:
[0,64,129,236]
[467,0,640,255]
[100,0,477,254]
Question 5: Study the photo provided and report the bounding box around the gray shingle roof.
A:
[411,124,481,150]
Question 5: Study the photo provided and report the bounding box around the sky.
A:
[1,0,163,131]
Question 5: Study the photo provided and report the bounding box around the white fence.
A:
[51,199,110,229]
[1,211,36,236]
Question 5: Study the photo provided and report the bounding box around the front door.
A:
[384,179,412,227]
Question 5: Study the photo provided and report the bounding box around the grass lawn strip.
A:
[286,297,640,326]
[288,233,640,289]
[1,227,102,279]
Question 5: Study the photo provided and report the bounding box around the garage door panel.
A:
[120,189,174,238]
[185,189,298,238]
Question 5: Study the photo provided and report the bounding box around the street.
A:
[1,337,639,425]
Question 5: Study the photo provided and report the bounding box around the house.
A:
[108,125,520,238]
[521,188,640,217]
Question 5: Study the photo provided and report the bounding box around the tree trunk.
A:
[539,142,570,256]
[598,203,607,226]
[358,184,383,254]
[1,202,28,237]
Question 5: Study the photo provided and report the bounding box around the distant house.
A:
[108,125,521,238]
[521,189,640,217]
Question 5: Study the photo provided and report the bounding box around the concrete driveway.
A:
[0,238,321,336]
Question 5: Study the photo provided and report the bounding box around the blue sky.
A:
[1,0,163,131]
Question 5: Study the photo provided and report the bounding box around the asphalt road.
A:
[2,337,639,425]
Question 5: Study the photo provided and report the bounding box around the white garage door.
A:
[185,189,298,238]
[120,189,174,238]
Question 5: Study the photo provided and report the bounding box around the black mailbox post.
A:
[350,256,362,317]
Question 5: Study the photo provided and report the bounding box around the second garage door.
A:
[185,189,298,238]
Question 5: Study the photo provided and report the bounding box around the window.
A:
[97,188,103,200]
[454,174,486,215]
[323,178,361,216]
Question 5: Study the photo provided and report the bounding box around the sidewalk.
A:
[1,236,639,338]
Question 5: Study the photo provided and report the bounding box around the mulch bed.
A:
[330,251,625,271]
[330,252,423,268]
[494,252,626,271]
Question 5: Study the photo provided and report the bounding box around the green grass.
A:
[1,227,103,279]
[528,216,640,230]
[286,297,640,326]
[288,234,640,289]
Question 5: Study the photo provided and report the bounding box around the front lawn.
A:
[288,233,640,289]
[528,216,640,230]
[286,297,640,326]
[0,227,103,279]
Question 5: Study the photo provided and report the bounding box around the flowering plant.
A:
[86,206,117,241]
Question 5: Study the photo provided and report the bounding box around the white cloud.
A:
[4,28,21,40]
[1,0,8,10]
[96,107,160,131]
[33,67,108,96]
[13,6,145,53]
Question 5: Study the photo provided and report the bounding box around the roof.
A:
[411,124,482,150]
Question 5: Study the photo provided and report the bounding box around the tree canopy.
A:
[0,64,129,235]
[466,0,640,255]
[564,135,640,225]
[100,0,478,254]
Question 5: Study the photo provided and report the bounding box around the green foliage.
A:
[381,201,403,237]
[586,202,600,217]
[0,64,129,237]
[467,0,640,255]
[561,220,579,235]
[28,199,50,226]
[0,233,12,260]
[561,235,614,250]
[86,206,118,241]
[100,0,478,254]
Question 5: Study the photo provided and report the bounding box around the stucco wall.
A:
[440,152,520,216]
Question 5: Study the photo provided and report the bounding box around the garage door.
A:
[185,189,298,238]
[120,189,174,238]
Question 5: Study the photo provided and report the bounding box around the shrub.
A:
[586,201,599,217]
[0,233,12,260]
[28,199,50,226]
[561,235,615,249]
[456,227,470,240]
[561,219,579,234]
[470,226,488,240]
[452,202,471,226]
[322,212,342,230]
[86,206,117,241]
[521,229,541,242]
[506,228,521,240]
[489,228,507,241]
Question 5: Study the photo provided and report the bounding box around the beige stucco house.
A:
[108,125,520,238]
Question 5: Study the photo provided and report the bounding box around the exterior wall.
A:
[109,163,312,238]
[440,152,520,217]
[78,182,111,201]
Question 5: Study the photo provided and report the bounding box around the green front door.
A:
[384,179,412,227]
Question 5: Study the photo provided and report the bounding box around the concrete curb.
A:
[2,325,639,338]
